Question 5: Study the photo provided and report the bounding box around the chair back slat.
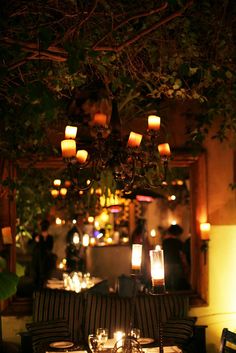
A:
[219,328,236,353]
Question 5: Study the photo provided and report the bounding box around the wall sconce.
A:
[200,222,211,263]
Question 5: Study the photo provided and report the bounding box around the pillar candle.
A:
[148,115,161,131]
[76,149,88,163]
[65,125,77,139]
[61,139,76,157]
[158,143,171,157]
[127,132,143,148]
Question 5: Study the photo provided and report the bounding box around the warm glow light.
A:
[76,149,88,164]
[148,115,161,131]
[73,232,80,245]
[88,216,94,223]
[158,143,171,157]
[150,229,157,237]
[122,237,129,243]
[109,205,122,213]
[90,237,96,245]
[131,244,142,270]
[107,237,113,244]
[200,222,211,240]
[51,189,59,198]
[65,125,77,139]
[93,113,107,126]
[169,194,176,201]
[127,132,143,148]
[53,179,61,186]
[100,211,109,223]
[61,139,76,157]
[150,248,165,287]
[94,221,100,229]
[171,220,177,225]
[114,331,125,348]
[1,227,12,244]
[64,180,71,187]
[136,195,153,202]
[60,188,67,196]
[82,233,90,247]
[55,217,62,225]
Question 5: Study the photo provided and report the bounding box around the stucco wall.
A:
[190,134,236,353]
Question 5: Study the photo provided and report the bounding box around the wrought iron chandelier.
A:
[60,101,171,193]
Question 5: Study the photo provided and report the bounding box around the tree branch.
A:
[2,1,194,70]
[92,2,168,50]
[94,1,193,52]
[64,0,98,40]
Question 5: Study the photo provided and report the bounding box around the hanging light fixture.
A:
[60,101,171,193]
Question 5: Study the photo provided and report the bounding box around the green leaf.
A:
[0,271,19,300]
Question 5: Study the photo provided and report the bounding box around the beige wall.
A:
[190,135,236,353]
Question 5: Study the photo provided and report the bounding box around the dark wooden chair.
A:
[219,328,236,353]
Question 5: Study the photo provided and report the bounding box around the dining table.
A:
[42,337,183,353]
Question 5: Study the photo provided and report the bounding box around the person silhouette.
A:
[162,224,190,291]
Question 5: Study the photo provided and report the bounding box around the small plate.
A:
[138,338,155,345]
[49,341,74,349]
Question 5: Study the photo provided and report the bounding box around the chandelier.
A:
[60,101,171,193]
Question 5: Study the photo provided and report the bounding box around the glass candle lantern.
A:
[149,246,165,293]
[131,244,142,271]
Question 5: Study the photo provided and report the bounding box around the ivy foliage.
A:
[0,0,235,230]
[0,0,235,157]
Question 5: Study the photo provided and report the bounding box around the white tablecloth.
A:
[104,339,181,352]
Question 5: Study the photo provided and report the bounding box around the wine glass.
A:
[88,334,99,353]
[96,328,108,350]
[128,328,140,339]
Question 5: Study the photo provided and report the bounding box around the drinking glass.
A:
[96,328,108,349]
[128,328,140,339]
[88,334,99,352]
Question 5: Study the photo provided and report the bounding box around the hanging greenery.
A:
[0,0,235,232]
